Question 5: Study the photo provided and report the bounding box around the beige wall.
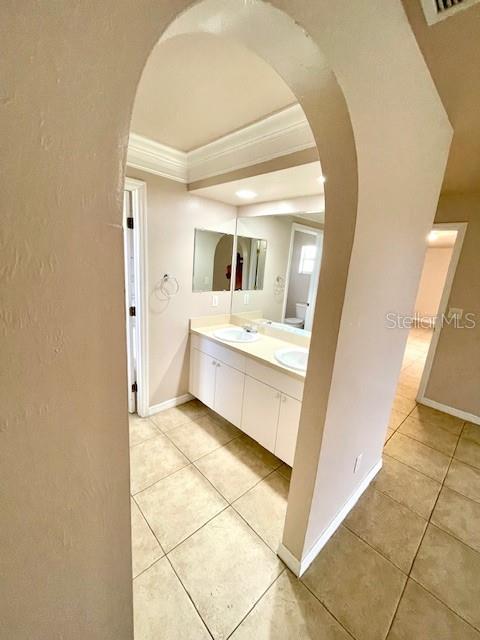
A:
[127,169,237,408]
[233,215,292,320]
[425,194,480,417]
[1,0,450,634]
[414,247,453,318]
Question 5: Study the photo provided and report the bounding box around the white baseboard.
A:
[278,459,382,577]
[418,396,480,426]
[147,393,193,416]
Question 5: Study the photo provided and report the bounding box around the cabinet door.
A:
[214,361,245,427]
[241,377,280,452]
[190,348,216,409]
[275,395,302,466]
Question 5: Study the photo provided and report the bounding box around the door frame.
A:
[124,177,149,417]
[416,221,467,405]
[282,222,323,328]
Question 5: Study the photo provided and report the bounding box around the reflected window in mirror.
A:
[192,229,235,292]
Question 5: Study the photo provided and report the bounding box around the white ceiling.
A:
[130,33,296,152]
[189,162,324,205]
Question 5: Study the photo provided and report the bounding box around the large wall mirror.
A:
[231,213,324,333]
[192,229,235,292]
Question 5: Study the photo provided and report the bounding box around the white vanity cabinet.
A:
[189,333,304,465]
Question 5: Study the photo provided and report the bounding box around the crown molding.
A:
[127,104,316,184]
[127,133,187,183]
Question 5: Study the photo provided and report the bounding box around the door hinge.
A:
[129,306,136,317]
[126,216,134,229]
[131,382,138,393]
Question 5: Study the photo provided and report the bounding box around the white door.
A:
[190,348,216,409]
[275,395,302,466]
[304,231,323,332]
[123,190,137,413]
[214,362,245,427]
[241,377,280,451]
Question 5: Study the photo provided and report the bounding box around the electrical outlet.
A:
[353,453,363,474]
[212,294,219,307]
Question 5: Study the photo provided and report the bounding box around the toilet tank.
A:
[295,302,308,320]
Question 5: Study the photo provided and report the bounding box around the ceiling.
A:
[130,33,296,152]
[190,162,324,205]
[403,0,480,193]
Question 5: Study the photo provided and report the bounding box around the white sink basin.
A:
[213,327,261,343]
[275,347,309,372]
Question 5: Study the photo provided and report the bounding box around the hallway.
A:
[129,328,480,639]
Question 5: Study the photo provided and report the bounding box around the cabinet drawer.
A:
[191,334,246,372]
[245,358,304,401]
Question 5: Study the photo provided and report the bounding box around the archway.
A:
[2,1,451,637]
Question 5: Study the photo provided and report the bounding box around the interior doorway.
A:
[123,177,149,417]
[396,222,467,405]
[282,223,324,331]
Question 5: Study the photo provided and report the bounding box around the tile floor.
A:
[129,328,480,639]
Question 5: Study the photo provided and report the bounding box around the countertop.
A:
[190,323,307,381]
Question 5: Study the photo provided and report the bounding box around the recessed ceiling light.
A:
[317,175,326,184]
[235,189,257,200]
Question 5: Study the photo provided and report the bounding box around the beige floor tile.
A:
[412,524,480,630]
[388,579,480,640]
[133,557,210,640]
[445,459,480,503]
[230,570,350,640]
[135,465,227,552]
[129,414,160,447]
[302,526,406,640]
[408,405,464,434]
[131,499,163,578]
[389,409,406,430]
[392,395,416,417]
[150,399,208,432]
[169,507,283,640]
[463,422,480,445]
[384,432,450,482]
[167,414,240,461]
[233,471,289,551]
[431,486,480,552]
[455,436,480,470]
[277,463,292,481]
[395,382,418,400]
[130,435,189,494]
[384,427,395,443]
[237,433,283,469]
[344,486,427,572]
[194,437,277,502]
[373,454,441,518]
[398,416,459,455]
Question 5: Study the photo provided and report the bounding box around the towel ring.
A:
[157,273,179,298]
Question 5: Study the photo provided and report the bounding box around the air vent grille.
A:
[421,0,480,23]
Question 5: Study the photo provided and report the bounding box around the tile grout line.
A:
[383,420,468,639]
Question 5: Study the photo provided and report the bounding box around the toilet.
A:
[284,302,308,329]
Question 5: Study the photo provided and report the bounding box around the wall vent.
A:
[421,0,480,24]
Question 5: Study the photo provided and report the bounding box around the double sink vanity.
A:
[189,317,309,466]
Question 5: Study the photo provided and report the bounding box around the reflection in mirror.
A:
[235,236,267,290]
[192,229,235,292]
[232,213,324,334]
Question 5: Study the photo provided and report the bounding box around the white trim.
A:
[277,459,382,576]
[127,104,316,184]
[417,222,467,405]
[147,393,193,416]
[124,178,149,417]
[418,397,480,426]
[187,104,316,182]
[127,134,187,183]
